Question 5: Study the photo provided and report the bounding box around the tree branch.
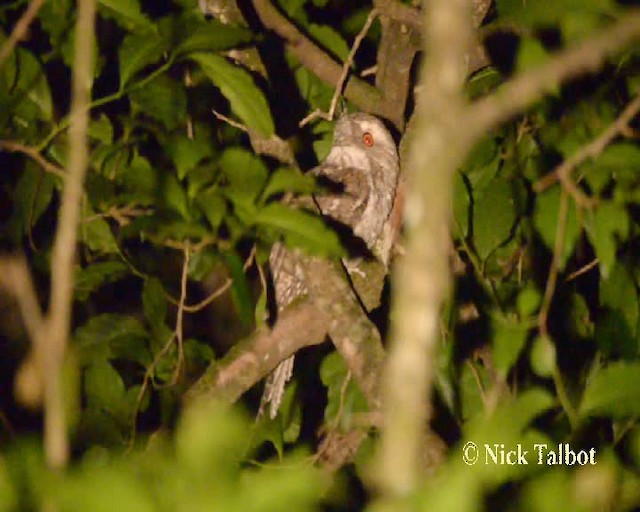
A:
[467,11,640,136]
[302,258,386,411]
[184,300,328,405]
[0,0,46,69]
[372,0,473,501]
[534,92,640,202]
[251,0,392,121]
[0,140,66,180]
[41,0,96,470]
[373,0,422,29]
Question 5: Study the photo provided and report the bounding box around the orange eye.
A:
[362,132,374,147]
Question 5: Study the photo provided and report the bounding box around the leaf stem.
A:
[37,59,173,151]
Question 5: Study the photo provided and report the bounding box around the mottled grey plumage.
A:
[261,113,400,418]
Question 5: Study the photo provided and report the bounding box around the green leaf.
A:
[239,453,321,511]
[0,458,17,512]
[77,407,126,446]
[196,189,227,230]
[74,314,150,366]
[495,0,616,27]
[187,248,218,280]
[6,163,56,240]
[491,313,529,377]
[183,338,214,366]
[75,261,128,301]
[2,46,53,122]
[473,177,516,259]
[166,136,212,180]
[88,114,114,144]
[170,15,252,58]
[176,401,246,474]
[467,67,502,99]
[119,152,158,204]
[161,172,191,220]
[261,167,316,203]
[294,66,334,113]
[580,362,640,418]
[191,53,274,136]
[530,335,556,378]
[255,203,344,257]
[129,74,187,130]
[219,147,269,208]
[118,31,165,88]
[82,213,119,254]
[453,171,471,239]
[516,284,542,318]
[597,264,639,357]
[307,24,349,61]
[600,263,638,335]
[517,37,550,72]
[84,360,125,414]
[585,202,629,278]
[38,0,73,46]
[59,465,156,512]
[223,252,253,328]
[533,187,579,270]
[320,352,368,428]
[462,137,499,190]
[585,143,640,194]
[464,389,555,485]
[520,471,573,512]
[567,292,594,339]
[142,277,168,333]
[97,0,155,32]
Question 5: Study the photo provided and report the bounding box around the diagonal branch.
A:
[467,11,640,136]
[0,0,46,69]
[184,300,328,405]
[534,92,640,203]
[0,141,66,180]
[251,0,391,120]
[302,258,386,411]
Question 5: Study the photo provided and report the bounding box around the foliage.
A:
[0,0,640,510]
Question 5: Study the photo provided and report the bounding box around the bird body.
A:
[261,113,400,418]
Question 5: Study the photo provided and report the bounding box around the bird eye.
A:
[362,132,374,147]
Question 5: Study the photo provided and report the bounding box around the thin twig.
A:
[300,8,379,127]
[534,93,640,203]
[168,244,190,386]
[536,189,579,428]
[212,109,249,132]
[82,204,154,226]
[565,258,599,282]
[538,190,569,341]
[128,331,177,449]
[468,12,640,139]
[252,0,387,120]
[0,0,46,69]
[212,109,296,165]
[129,246,193,446]
[167,245,256,313]
[0,141,66,179]
[312,370,353,464]
[42,0,96,470]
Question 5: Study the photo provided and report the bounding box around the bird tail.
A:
[258,355,295,419]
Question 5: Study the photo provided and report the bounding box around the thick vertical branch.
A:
[372,0,473,501]
[42,0,96,470]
